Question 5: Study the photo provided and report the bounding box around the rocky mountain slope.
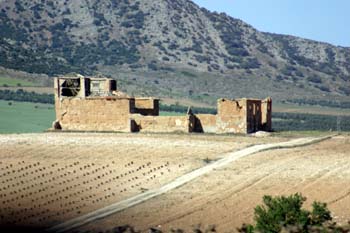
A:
[0,0,349,104]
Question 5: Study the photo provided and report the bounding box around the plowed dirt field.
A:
[0,133,349,232]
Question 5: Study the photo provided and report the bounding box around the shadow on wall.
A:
[193,115,204,133]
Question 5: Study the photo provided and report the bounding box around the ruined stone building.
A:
[53,75,272,134]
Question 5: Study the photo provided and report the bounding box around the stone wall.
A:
[53,76,272,134]
[134,98,159,116]
[55,97,134,132]
[216,99,247,134]
[215,98,270,134]
[89,78,117,96]
[54,77,86,98]
[261,97,272,131]
[53,96,272,134]
[54,76,117,99]
[193,114,217,133]
[131,115,194,133]
[246,99,262,133]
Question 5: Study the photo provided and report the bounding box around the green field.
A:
[0,100,55,134]
[0,101,184,134]
[0,76,37,87]
[274,102,350,116]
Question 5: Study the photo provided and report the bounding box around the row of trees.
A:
[285,99,350,109]
[0,89,54,104]
[273,112,350,131]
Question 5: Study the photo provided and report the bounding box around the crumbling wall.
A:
[89,78,116,96]
[131,115,194,133]
[55,97,134,132]
[261,97,272,131]
[53,75,272,134]
[216,99,247,134]
[54,77,87,98]
[246,100,262,133]
[134,98,159,116]
[54,76,117,98]
[193,114,217,133]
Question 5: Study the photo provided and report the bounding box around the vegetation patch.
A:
[0,89,54,104]
[0,76,37,87]
[239,193,348,233]
[0,100,55,134]
[273,112,350,131]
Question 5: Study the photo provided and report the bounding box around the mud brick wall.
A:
[216,99,247,134]
[132,115,194,133]
[55,97,134,132]
[246,100,262,133]
[134,98,159,116]
[103,79,117,92]
[54,77,87,98]
[193,114,217,133]
[261,98,272,131]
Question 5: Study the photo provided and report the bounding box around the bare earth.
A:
[0,133,349,232]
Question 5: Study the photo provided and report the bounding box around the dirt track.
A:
[78,135,350,233]
[49,136,332,232]
[1,133,350,232]
[0,133,281,229]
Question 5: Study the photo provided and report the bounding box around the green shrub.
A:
[254,194,309,232]
[310,202,332,226]
[239,193,333,233]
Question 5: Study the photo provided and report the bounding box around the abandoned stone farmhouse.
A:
[53,75,272,134]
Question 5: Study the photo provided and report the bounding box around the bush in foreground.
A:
[239,193,350,233]
[93,193,350,233]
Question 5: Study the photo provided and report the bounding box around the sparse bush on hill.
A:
[339,86,350,96]
[316,85,330,92]
[307,75,322,84]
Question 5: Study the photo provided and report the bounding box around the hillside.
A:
[0,0,349,104]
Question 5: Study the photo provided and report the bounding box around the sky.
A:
[192,0,350,47]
